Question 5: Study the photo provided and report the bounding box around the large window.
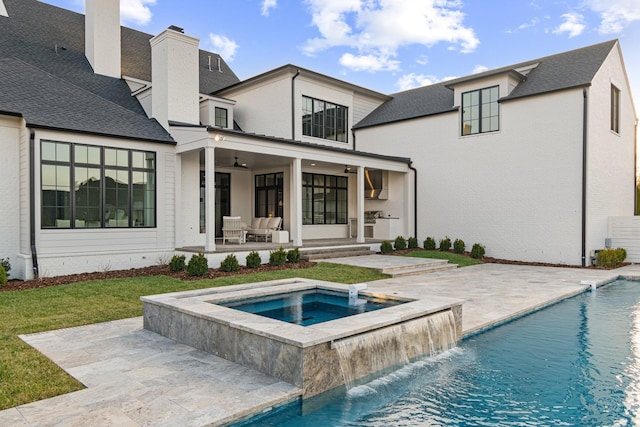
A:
[41,141,156,229]
[302,173,347,225]
[462,86,499,135]
[302,96,348,142]
[611,84,620,134]
[255,172,283,219]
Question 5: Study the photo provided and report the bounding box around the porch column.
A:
[204,146,216,251]
[291,157,303,246]
[356,166,365,243]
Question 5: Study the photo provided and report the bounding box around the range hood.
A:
[365,169,388,199]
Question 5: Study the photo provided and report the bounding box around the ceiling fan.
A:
[344,165,357,174]
[233,156,248,169]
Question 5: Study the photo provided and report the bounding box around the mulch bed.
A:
[1,261,317,292]
[2,249,626,292]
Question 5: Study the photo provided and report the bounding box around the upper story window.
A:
[462,86,499,135]
[215,107,228,128]
[302,96,348,143]
[41,141,156,229]
[611,84,620,134]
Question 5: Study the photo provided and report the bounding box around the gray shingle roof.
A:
[354,40,617,130]
[0,0,241,142]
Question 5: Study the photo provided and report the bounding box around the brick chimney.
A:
[150,26,200,129]
[85,0,121,78]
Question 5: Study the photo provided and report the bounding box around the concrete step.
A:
[386,263,458,278]
[301,246,374,261]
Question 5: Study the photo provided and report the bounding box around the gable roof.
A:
[353,40,618,130]
[0,0,240,142]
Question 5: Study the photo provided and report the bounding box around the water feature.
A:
[141,278,462,399]
[236,279,640,426]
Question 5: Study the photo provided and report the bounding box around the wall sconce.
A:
[214,134,224,142]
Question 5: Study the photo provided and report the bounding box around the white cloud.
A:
[209,34,239,62]
[472,64,489,74]
[584,0,640,34]
[396,73,440,91]
[120,0,156,26]
[303,0,479,73]
[261,0,277,17]
[553,12,585,38]
[339,52,400,72]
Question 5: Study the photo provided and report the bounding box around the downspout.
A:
[291,69,300,140]
[29,128,39,278]
[409,161,418,239]
[581,88,588,267]
[352,130,356,151]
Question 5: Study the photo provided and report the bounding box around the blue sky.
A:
[44,0,639,105]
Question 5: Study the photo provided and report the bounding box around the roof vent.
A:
[168,25,184,33]
[0,0,8,17]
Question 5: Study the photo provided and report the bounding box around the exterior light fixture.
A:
[214,134,224,142]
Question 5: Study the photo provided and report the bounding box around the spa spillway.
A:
[141,278,463,398]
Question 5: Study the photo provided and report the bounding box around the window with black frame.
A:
[302,173,347,225]
[41,140,156,229]
[255,172,283,219]
[461,86,499,135]
[302,96,348,142]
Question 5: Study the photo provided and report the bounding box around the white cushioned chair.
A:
[246,217,281,242]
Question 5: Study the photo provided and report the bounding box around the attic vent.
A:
[168,25,184,33]
[0,0,8,17]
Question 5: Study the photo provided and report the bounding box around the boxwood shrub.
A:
[186,253,208,276]
[423,237,436,250]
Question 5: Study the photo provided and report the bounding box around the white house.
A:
[0,0,636,280]
[354,41,637,266]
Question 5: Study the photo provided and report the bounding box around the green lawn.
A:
[404,250,484,267]
[0,262,387,410]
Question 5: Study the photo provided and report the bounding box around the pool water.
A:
[219,289,406,326]
[237,279,640,426]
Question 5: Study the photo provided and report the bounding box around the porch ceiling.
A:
[210,149,347,173]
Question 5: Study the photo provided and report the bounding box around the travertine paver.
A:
[2,259,638,426]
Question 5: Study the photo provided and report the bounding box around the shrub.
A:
[169,254,186,272]
[407,237,418,249]
[423,237,436,250]
[286,248,301,263]
[471,243,486,259]
[439,236,452,251]
[269,247,287,266]
[186,253,208,276]
[394,236,407,251]
[220,254,240,272]
[0,265,6,286]
[597,248,627,267]
[1,257,11,276]
[246,251,262,269]
[453,238,466,254]
[380,240,393,254]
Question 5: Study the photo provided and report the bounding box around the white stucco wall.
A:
[358,87,588,265]
[0,116,22,278]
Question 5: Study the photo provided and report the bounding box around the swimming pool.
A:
[237,279,640,426]
[219,289,407,326]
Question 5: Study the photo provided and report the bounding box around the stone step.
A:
[380,259,450,273]
[301,246,373,261]
[385,263,458,278]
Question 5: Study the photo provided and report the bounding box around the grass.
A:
[0,262,387,410]
[404,250,484,267]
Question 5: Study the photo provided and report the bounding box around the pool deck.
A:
[2,258,640,426]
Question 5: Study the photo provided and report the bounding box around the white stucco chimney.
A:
[85,0,121,78]
[150,26,200,129]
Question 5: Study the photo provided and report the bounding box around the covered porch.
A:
[171,126,413,253]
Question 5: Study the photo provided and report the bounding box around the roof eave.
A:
[27,123,176,145]
[353,107,459,131]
